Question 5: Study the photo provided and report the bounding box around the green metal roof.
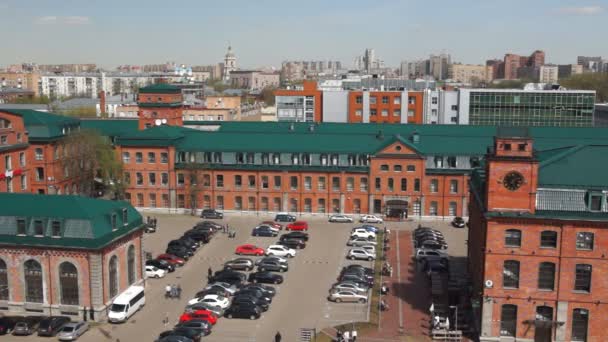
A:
[538,145,608,188]
[116,125,187,147]
[175,163,369,173]
[0,193,143,250]
[0,109,80,141]
[139,83,181,94]
[80,119,140,138]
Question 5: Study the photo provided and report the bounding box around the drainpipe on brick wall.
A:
[554,224,565,341]
[86,254,94,320]
[46,251,53,313]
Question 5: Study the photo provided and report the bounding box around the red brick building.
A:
[347,90,423,124]
[468,129,608,341]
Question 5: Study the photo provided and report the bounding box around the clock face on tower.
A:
[503,171,524,191]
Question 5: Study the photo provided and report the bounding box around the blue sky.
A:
[0,0,606,68]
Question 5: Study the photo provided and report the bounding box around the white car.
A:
[360,215,383,223]
[347,248,376,261]
[351,229,376,240]
[329,215,354,223]
[415,249,449,262]
[347,237,377,247]
[205,282,238,295]
[361,245,376,255]
[145,265,166,278]
[266,245,296,258]
[332,281,369,294]
[188,294,231,309]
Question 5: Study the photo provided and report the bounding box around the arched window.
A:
[109,255,118,298]
[505,229,522,247]
[127,245,136,285]
[0,259,8,300]
[59,262,79,305]
[572,308,589,341]
[24,260,43,303]
[500,304,517,337]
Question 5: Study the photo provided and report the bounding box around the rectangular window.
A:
[161,173,168,186]
[149,193,157,208]
[394,96,401,105]
[202,174,210,186]
[370,109,377,116]
[346,177,354,191]
[216,175,224,188]
[51,221,61,237]
[375,177,381,191]
[407,165,415,172]
[136,193,144,207]
[177,173,184,185]
[381,109,388,117]
[449,180,458,193]
[503,260,520,288]
[318,177,326,191]
[19,152,25,167]
[414,178,420,191]
[429,201,438,216]
[430,179,438,192]
[408,96,415,105]
[394,110,401,117]
[122,208,128,224]
[355,109,362,116]
[448,202,457,216]
[540,231,558,248]
[273,176,281,189]
[236,196,245,210]
[110,215,117,231]
[20,175,26,190]
[355,96,363,104]
[505,229,522,247]
[574,264,592,292]
[290,176,298,190]
[304,176,312,190]
[382,96,389,104]
[400,178,407,191]
[122,152,130,163]
[370,96,377,104]
[432,97,438,104]
[35,167,44,181]
[135,152,143,163]
[35,148,43,161]
[332,177,340,191]
[388,178,394,192]
[147,152,156,163]
[160,152,168,163]
[136,172,143,185]
[538,262,555,291]
[500,305,517,337]
[588,193,603,211]
[17,219,26,235]
[261,176,269,189]
[177,194,185,208]
[4,156,10,170]
[235,175,242,188]
[576,232,594,250]
[216,195,224,210]
[162,194,169,207]
[248,175,256,188]
[571,309,589,341]
[360,177,368,191]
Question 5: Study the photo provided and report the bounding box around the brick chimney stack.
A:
[99,90,106,117]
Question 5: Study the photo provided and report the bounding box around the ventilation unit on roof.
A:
[308,125,315,132]
[376,130,384,140]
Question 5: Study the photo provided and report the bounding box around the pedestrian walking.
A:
[165,284,172,298]
[171,284,177,298]
[176,284,182,299]
[351,330,357,341]
[274,331,282,342]
[208,267,213,280]
[343,330,350,341]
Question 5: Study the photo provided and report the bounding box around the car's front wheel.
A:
[226,313,233,319]
[336,298,342,303]
[368,257,373,261]
[250,315,257,320]
[359,298,367,303]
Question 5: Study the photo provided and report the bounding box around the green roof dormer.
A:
[139,83,181,94]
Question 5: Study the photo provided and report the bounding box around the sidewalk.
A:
[360,230,432,341]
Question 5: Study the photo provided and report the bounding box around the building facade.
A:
[468,130,608,342]
[539,65,559,83]
[448,64,493,84]
[0,194,144,321]
[0,72,41,96]
[275,81,323,122]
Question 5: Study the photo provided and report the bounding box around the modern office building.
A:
[275,81,323,122]
[468,128,608,342]
[458,89,596,127]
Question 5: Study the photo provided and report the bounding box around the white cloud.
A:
[35,16,91,25]
[555,6,604,15]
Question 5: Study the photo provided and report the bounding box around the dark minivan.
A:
[200,209,223,219]
[37,316,70,336]
[274,213,296,222]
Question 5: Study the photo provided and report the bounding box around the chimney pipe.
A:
[99,91,106,117]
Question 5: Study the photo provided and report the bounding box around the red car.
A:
[286,221,309,231]
[179,309,218,325]
[156,254,185,267]
[261,221,283,230]
[235,244,265,256]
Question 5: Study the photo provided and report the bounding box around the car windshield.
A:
[61,326,74,332]
[111,304,127,312]
[15,322,27,328]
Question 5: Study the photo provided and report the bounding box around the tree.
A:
[59,130,124,198]
[260,86,277,106]
[181,163,208,215]
[561,73,608,102]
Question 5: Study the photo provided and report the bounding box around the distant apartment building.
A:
[498,50,546,80]
[539,65,559,83]
[577,56,604,72]
[594,104,608,127]
[430,53,451,80]
[192,64,223,80]
[280,60,343,81]
[0,72,40,96]
[400,60,429,79]
[557,64,583,79]
[448,64,493,84]
[486,59,504,79]
[458,89,596,127]
[423,89,459,124]
[275,81,322,122]
[229,71,280,91]
[354,48,384,73]
[37,64,97,73]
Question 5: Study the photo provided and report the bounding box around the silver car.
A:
[331,281,369,294]
[57,321,89,341]
[347,237,377,247]
[185,302,224,316]
[328,290,368,303]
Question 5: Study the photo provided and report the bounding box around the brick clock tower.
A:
[137,84,184,130]
[485,129,538,214]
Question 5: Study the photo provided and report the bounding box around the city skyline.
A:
[0,0,607,68]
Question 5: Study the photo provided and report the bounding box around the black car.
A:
[158,328,202,342]
[0,317,18,335]
[37,316,70,336]
[452,216,466,228]
[343,264,373,276]
[339,273,373,287]
[211,270,247,286]
[277,238,306,249]
[241,283,276,297]
[224,303,261,320]
[168,240,196,252]
[201,209,224,219]
[234,288,272,303]
[257,260,288,273]
[416,240,448,250]
[146,259,176,273]
[248,271,284,284]
[183,230,211,244]
[192,226,215,236]
[196,220,223,230]
[224,258,254,271]
[231,295,270,311]
[175,320,212,336]
[280,231,309,241]
[255,256,288,266]
[179,236,200,249]
[158,335,194,342]
[252,226,278,237]
[165,247,191,260]
[341,268,374,282]
[274,213,296,222]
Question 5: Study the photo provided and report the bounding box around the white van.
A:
[108,285,145,323]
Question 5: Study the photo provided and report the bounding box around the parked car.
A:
[331,282,369,294]
[234,288,272,303]
[12,316,42,336]
[241,283,277,297]
[231,295,270,311]
[187,294,230,309]
[210,270,247,286]
[347,237,377,247]
[196,220,223,231]
[156,254,186,267]
[342,264,374,276]
[339,273,373,287]
[178,310,218,325]
[175,320,212,336]
[224,258,254,271]
[260,221,283,230]
[146,259,175,273]
[200,209,223,219]
[178,236,200,249]
[168,240,196,253]
[280,231,309,241]
[274,213,296,222]
[183,230,211,244]
[252,225,278,237]
[204,282,238,296]
[191,226,215,236]
[347,248,376,261]
[248,271,284,284]
[354,225,380,233]
[452,217,466,228]
[277,238,306,250]
[165,246,191,260]
[146,265,167,278]
[159,327,202,342]
[255,256,288,266]
[157,335,194,342]
[235,244,265,256]
[37,316,70,337]
[416,240,448,250]
[341,268,374,283]
[194,288,228,299]
[257,260,288,272]
[144,224,156,233]
[286,221,309,231]
[224,303,262,320]
[184,303,223,317]
[56,321,89,341]
[0,316,17,335]
[415,249,449,262]
[328,290,368,303]
[329,215,354,223]
[266,245,296,258]
[361,245,376,254]
[350,229,376,240]
[359,214,384,223]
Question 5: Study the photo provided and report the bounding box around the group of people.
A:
[381,261,393,277]
[146,216,158,227]
[335,330,358,341]
[164,284,182,299]
[221,224,236,238]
